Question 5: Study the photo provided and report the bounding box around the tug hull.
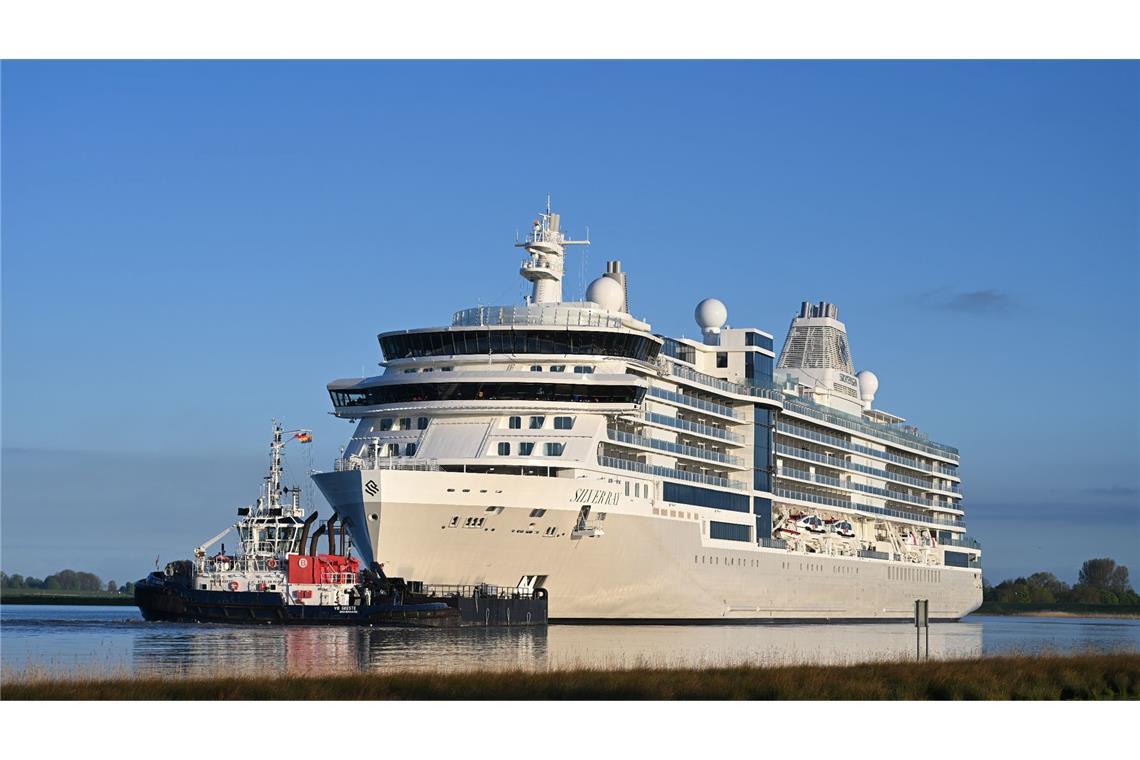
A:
[135,574,547,627]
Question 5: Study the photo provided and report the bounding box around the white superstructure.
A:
[312,203,982,621]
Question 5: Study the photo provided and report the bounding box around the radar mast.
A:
[516,197,589,305]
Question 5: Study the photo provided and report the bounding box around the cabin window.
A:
[387,443,400,456]
[405,443,417,456]
[379,418,393,431]
[508,416,522,429]
[398,417,412,431]
[710,521,750,542]
[332,382,646,407]
[529,416,545,429]
[550,365,566,372]
[554,416,574,430]
[544,442,564,456]
[497,442,511,456]
[519,442,535,456]
[716,352,728,368]
[530,365,543,372]
[530,509,546,517]
[573,365,595,374]
[379,329,661,363]
[417,416,429,429]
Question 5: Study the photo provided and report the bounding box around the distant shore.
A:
[6,653,1138,700]
[974,601,1140,620]
[0,590,136,606]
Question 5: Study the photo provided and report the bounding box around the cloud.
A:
[1082,485,1140,498]
[923,288,1017,314]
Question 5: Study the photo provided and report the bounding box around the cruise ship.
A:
[313,202,982,622]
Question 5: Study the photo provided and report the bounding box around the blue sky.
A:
[2,61,1137,585]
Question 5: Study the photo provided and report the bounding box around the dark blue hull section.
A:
[134,576,546,627]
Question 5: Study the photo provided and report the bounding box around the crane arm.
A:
[195,527,232,557]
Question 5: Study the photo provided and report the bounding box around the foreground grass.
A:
[5,653,1138,700]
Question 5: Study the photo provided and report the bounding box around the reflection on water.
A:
[2,606,1137,678]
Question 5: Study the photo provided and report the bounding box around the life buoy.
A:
[257,582,267,592]
[297,557,308,569]
[228,581,240,591]
[267,558,278,569]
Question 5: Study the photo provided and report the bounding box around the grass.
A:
[4,653,1138,700]
[0,589,135,606]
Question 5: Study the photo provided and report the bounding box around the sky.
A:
[2,61,1137,586]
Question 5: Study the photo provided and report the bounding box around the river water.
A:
[2,605,1137,678]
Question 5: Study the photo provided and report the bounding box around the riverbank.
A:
[5,653,1138,700]
[0,590,135,606]
[975,601,1140,619]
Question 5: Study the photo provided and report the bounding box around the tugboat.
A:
[134,422,547,626]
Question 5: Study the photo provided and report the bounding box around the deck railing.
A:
[648,386,744,420]
[774,444,961,494]
[645,411,744,443]
[334,457,440,472]
[776,466,960,512]
[452,305,625,329]
[777,422,959,477]
[598,455,749,491]
[774,488,962,528]
[607,428,747,467]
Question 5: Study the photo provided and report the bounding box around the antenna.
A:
[546,193,552,215]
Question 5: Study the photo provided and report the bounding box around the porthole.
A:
[370,513,379,521]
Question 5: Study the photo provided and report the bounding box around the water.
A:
[2,605,1137,679]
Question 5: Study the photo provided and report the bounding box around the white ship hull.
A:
[314,468,983,621]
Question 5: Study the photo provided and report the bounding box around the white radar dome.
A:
[694,298,728,333]
[586,276,625,312]
[857,370,879,401]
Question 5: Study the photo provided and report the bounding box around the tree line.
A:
[0,569,134,595]
[984,558,1137,606]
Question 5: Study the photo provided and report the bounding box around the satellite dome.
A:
[694,298,728,333]
[586,276,625,312]
[856,370,879,401]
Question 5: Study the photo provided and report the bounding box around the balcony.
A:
[941,535,982,550]
[665,361,785,403]
[781,398,959,461]
[607,428,747,468]
[773,488,962,528]
[598,456,749,491]
[775,444,962,497]
[644,411,745,444]
[657,359,958,461]
[776,466,959,512]
[776,421,959,478]
[648,386,744,421]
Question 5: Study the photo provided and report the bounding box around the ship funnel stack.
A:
[777,300,864,415]
[603,260,629,312]
[517,198,590,305]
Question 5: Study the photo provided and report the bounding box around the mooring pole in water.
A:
[915,599,929,660]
